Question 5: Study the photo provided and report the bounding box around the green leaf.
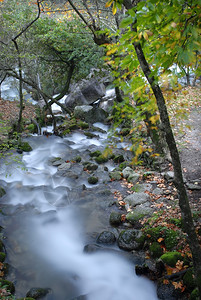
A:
[120,16,134,28]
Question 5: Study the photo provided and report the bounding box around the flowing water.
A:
[0,127,158,300]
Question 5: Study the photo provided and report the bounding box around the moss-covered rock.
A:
[26,287,52,299]
[96,231,116,245]
[113,155,124,163]
[27,123,36,133]
[109,171,122,181]
[84,132,97,138]
[78,121,89,129]
[74,156,81,163]
[118,229,145,251]
[19,141,32,152]
[0,240,4,252]
[183,269,196,292]
[17,298,35,300]
[95,155,108,164]
[84,163,98,171]
[89,150,102,158]
[88,176,98,184]
[109,212,122,226]
[0,187,6,198]
[0,279,15,294]
[164,229,179,251]
[160,251,183,267]
[0,252,6,262]
[149,242,163,258]
[190,288,199,300]
[126,211,145,224]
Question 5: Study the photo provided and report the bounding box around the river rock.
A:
[65,79,106,110]
[109,211,122,226]
[74,105,108,124]
[57,162,71,171]
[26,287,52,299]
[124,193,150,207]
[122,167,134,178]
[118,229,145,251]
[96,231,116,245]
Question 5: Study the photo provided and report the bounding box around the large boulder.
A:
[65,80,106,110]
[74,105,108,124]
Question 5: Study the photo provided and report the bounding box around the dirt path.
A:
[178,106,201,208]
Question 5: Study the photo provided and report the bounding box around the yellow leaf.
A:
[157,237,164,243]
[105,0,113,8]
[106,46,118,56]
[112,3,117,15]
[143,31,149,41]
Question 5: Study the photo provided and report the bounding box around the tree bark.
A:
[12,39,24,133]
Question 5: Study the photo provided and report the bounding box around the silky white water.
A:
[0,133,158,300]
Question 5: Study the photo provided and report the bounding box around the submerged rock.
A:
[26,287,52,299]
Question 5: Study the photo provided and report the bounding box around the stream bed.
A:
[0,125,158,300]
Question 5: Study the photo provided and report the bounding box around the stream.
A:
[0,124,158,300]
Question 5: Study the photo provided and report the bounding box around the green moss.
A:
[113,155,124,163]
[0,240,4,252]
[190,288,199,300]
[84,132,97,138]
[95,155,108,164]
[0,187,6,198]
[126,211,145,224]
[164,229,179,250]
[109,171,122,181]
[19,142,32,152]
[149,242,163,258]
[119,161,129,170]
[88,176,98,184]
[0,252,6,262]
[63,129,70,135]
[74,156,81,163]
[89,150,102,157]
[109,212,122,226]
[17,298,35,300]
[160,251,183,267]
[183,269,196,291]
[169,218,182,228]
[78,121,89,129]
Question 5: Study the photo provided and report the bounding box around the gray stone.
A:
[52,159,65,166]
[152,187,163,195]
[118,229,145,251]
[122,167,134,179]
[163,171,174,181]
[127,173,140,184]
[74,105,108,124]
[65,79,106,110]
[96,231,116,245]
[57,162,71,171]
[124,193,150,207]
[186,183,201,190]
[109,171,122,181]
[109,211,122,226]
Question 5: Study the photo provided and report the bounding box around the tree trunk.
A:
[12,39,24,133]
[134,40,201,297]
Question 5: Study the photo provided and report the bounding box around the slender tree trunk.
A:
[12,39,24,133]
[134,40,201,297]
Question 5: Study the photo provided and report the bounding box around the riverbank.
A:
[0,86,201,299]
